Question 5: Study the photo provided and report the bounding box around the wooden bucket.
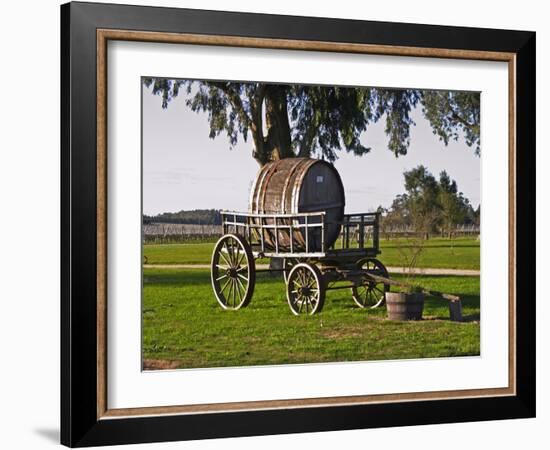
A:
[386,292,425,321]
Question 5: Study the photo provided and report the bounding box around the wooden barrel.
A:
[249,158,345,252]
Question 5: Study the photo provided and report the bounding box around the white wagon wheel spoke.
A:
[237,273,249,282]
[225,240,235,267]
[218,250,232,268]
[236,277,246,298]
[219,278,231,295]
[211,234,256,311]
[227,279,234,306]
[351,258,390,309]
[232,242,240,267]
[235,251,245,268]
[286,263,325,315]
[372,285,385,298]
[233,279,241,306]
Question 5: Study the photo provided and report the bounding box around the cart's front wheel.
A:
[211,234,255,310]
[351,258,389,309]
[286,263,325,315]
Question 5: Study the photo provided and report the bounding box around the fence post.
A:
[274,216,279,254]
[374,214,380,251]
[359,215,364,249]
[290,220,294,254]
[305,215,309,253]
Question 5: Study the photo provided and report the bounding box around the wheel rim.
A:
[351,258,389,309]
[283,258,298,283]
[211,235,254,310]
[286,263,324,315]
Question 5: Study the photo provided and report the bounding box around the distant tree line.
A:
[378,165,479,239]
[143,209,222,225]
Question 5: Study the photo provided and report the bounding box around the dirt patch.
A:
[143,359,180,370]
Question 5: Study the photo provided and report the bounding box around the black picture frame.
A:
[61,1,536,447]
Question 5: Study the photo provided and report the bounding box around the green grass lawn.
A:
[142,268,480,369]
[143,236,479,269]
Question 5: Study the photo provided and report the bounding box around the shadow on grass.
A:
[143,270,285,287]
[461,314,481,322]
[422,293,479,321]
[143,270,480,324]
[143,270,209,286]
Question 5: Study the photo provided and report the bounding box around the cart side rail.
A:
[220,211,381,257]
[336,212,380,253]
[221,210,327,256]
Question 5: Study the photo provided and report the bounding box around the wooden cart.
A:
[210,210,390,315]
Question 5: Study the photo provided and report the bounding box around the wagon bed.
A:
[210,210,391,315]
[220,210,381,259]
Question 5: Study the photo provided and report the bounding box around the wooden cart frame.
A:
[211,210,391,314]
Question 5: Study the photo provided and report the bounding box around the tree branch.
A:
[444,98,476,131]
[208,81,253,127]
[298,119,319,157]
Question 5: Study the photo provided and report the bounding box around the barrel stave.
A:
[249,158,345,253]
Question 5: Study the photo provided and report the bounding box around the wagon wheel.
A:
[211,234,255,310]
[283,258,299,283]
[351,258,389,309]
[286,262,325,315]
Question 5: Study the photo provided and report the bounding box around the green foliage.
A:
[143,78,480,165]
[288,84,375,161]
[422,91,480,154]
[404,165,441,236]
[409,284,425,294]
[438,171,472,237]
[374,89,421,156]
[391,283,425,294]
[383,166,478,238]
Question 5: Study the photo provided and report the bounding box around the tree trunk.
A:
[265,86,293,161]
[250,86,295,166]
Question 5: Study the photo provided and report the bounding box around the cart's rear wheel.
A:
[286,262,325,315]
[351,258,389,309]
[211,234,255,310]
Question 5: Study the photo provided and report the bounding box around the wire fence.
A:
[143,221,480,244]
[143,223,221,244]
[380,224,480,239]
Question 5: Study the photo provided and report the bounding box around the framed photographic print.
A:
[60,1,536,447]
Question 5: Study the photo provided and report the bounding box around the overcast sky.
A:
[142,83,480,216]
